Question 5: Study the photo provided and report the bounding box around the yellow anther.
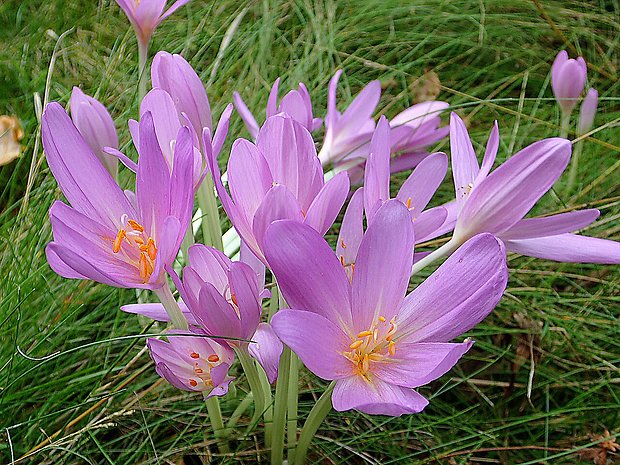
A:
[134,237,145,245]
[139,252,149,280]
[357,330,373,338]
[128,219,144,232]
[147,238,157,261]
[388,341,396,356]
[362,354,369,373]
[208,354,220,363]
[368,353,383,361]
[349,340,363,350]
[378,316,386,322]
[113,229,126,253]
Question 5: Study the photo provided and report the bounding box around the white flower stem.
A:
[203,393,229,454]
[287,353,299,464]
[567,138,583,194]
[137,41,149,103]
[559,112,571,139]
[197,177,224,251]
[271,347,291,465]
[153,284,188,330]
[410,238,461,276]
[237,348,266,433]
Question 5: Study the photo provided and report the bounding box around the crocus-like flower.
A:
[364,116,448,243]
[206,114,350,263]
[123,244,282,381]
[43,102,194,289]
[436,113,620,264]
[234,78,321,139]
[319,70,449,175]
[115,0,191,54]
[578,88,598,135]
[551,50,587,116]
[151,51,212,138]
[266,201,508,415]
[147,331,234,396]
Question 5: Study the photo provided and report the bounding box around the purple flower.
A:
[151,51,212,138]
[70,87,119,177]
[234,78,321,139]
[266,201,508,416]
[43,103,194,289]
[364,116,448,243]
[147,331,234,396]
[446,113,620,263]
[578,88,598,135]
[551,51,587,116]
[123,244,282,382]
[115,0,190,52]
[319,70,449,176]
[206,114,350,263]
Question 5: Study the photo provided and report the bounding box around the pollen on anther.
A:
[349,340,363,350]
[357,330,373,338]
[139,252,149,279]
[113,229,126,253]
[340,239,347,249]
[190,352,200,359]
[128,219,144,232]
[340,255,345,267]
[406,197,412,209]
[388,341,396,356]
[208,354,220,363]
[147,238,157,261]
[189,379,198,387]
[231,293,238,306]
[378,316,386,322]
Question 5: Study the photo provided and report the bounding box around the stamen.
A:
[388,341,396,356]
[190,352,200,359]
[406,197,412,209]
[340,255,345,267]
[340,239,347,249]
[357,330,373,338]
[208,354,220,363]
[349,340,363,350]
[113,229,126,253]
[231,293,238,306]
[362,354,369,373]
[139,252,149,280]
[128,219,144,232]
[147,238,157,261]
[194,367,204,374]
[189,379,198,387]
[134,237,145,245]
[378,316,386,322]
[368,353,383,361]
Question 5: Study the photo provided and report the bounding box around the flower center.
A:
[343,316,398,377]
[111,215,158,283]
[188,351,222,388]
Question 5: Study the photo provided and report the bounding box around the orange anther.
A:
[386,334,393,342]
[127,219,144,232]
[147,238,157,261]
[190,352,200,359]
[189,379,198,387]
[208,354,220,363]
[388,341,396,356]
[139,252,149,280]
[406,197,412,209]
[349,340,363,350]
[194,367,204,374]
[357,330,373,338]
[340,239,347,249]
[231,293,238,306]
[139,244,149,252]
[134,237,145,245]
[113,229,126,253]
[340,255,345,267]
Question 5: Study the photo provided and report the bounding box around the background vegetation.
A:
[0,0,619,463]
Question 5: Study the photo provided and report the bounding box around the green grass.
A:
[1,0,619,463]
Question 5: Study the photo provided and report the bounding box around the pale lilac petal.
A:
[195,281,242,339]
[45,245,87,280]
[228,261,262,339]
[339,80,381,136]
[304,171,350,235]
[168,126,195,235]
[391,101,449,129]
[552,52,587,115]
[150,216,181,286]
[271,309,353,380]
[398,233,508,343]
[212,104,233,158]
[389,151,430,174]
[326,70,343,129]
[248,323,284,383]
[413,206,448,243]
[504,234,620,264]
[332,375,428,415]
[160,0,191,20]
[103,147,138,173]
[475,121,499,183]
[364,116,391,220]
[233,92,259,139]
[455,138,571,239]
[121,301,198,325]
[450,113,479,210]
[278,91,309,128]
[352,201,414,332]
[264,220,353,329]
[140,88,180,162]
[336,187,364,269]
[187,244,231,294]
[42,103,134,229]
[239,240,266,291]
[252,185,303,249]
[373,341,473,388]
[396,152,448,217]
[500,209,600,240]
[578,88,598,135]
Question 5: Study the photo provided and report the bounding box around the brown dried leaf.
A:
[0,115,24,166]
[411,70,441,103]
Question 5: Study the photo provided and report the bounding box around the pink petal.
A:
[304,171,350,235]
[501,209,600,240]
[363,116,391,220]
[248,322,284,383]
[449,113,479,210]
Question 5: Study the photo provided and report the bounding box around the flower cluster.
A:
[40,5,619,461]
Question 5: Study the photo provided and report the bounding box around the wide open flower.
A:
[70,87,119,177]
[267,200,508,416]
[123,244,282,382]
[319,69,448,175]
[115,0,191,52]
[444,113,620,263]
[364,116,448,243]
[234,77,321,139]
[551,50,587,116]
[43,103,194,289]
[147,330,234,396]
[206,114,350,263]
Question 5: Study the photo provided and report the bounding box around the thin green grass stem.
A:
[294,382,335,465]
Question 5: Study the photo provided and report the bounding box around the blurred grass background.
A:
[0,0,619,463]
